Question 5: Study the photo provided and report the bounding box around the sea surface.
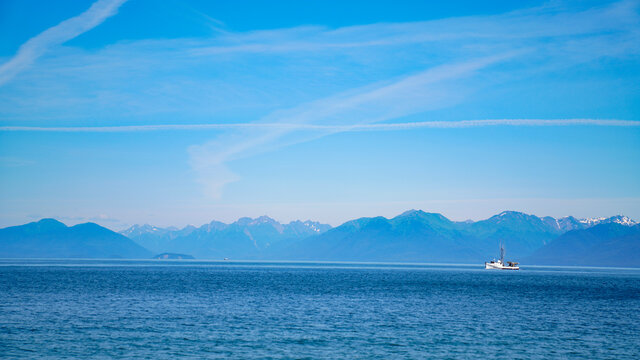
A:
[1,260,639,359]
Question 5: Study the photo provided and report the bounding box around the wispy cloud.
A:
[187,55,515,197]
[1,0,638,200]
[0,0,127,86]
[191,1,640,56]
[1,1,637,123]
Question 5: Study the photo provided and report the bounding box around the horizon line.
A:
[1,119,639,133]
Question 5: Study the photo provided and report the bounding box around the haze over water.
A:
[1,260,639,359]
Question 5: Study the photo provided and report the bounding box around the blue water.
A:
[1,260,639,359]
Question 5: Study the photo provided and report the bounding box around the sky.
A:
[0,0,639,230]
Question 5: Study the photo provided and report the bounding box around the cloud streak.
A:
[0,0,127,86]
[1,119,638,133]
[1,1,638,201]
[2,1,638,123]
[186,54,522,179]
[191,1,640,56]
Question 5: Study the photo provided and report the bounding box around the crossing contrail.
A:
[1,119,638,133]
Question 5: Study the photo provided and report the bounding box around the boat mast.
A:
[500,242,505,262]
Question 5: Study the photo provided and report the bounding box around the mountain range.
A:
[0,218,150,259]
[0,211,637,266]
[121,216,331,259]
[272,211,638,264]
[525,222,640,267]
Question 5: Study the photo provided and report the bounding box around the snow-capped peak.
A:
[302,220,321,232]
[120,224,162,237]
[608,215,637,226]
[579,215,636,227]
[579,217,606,226]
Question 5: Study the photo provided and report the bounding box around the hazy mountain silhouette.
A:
[2,212,637,265]
[274,210,484,262]
[0,219,151,258]
[457,211,565,258]
[525,223,640,267]
[122,216,331,259]
[271,210,637,263]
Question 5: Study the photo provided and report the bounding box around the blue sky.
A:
[0,0,639,229]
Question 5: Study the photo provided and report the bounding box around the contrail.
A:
[1,119,638,133]
[0,0,128,86]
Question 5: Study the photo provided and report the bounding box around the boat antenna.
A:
[500,241,505,262]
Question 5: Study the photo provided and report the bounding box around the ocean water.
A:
[1,261,639,359]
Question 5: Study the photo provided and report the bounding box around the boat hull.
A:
[484,262,519,270]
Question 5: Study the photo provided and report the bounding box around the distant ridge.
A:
[525,223,640,267]
[119,211,637,263]
[276,210,482,262]
[0,219,151,259]
[121,216,331,259]
[1,212,637,265]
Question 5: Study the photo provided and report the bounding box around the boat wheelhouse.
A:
[485,243,519,270]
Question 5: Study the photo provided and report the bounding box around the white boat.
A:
[484,243,519,270]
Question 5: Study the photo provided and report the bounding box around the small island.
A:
[153,253,194,260]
